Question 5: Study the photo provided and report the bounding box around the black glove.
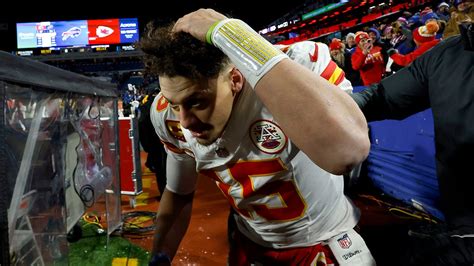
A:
[387,48,398,56]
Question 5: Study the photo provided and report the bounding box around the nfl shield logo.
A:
[337,233,352,249]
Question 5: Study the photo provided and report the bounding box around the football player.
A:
[142,8,373,266]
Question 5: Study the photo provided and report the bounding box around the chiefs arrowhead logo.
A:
[249,120,287,154]
[96,26,114,38]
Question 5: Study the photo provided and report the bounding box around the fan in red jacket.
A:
[351,31,385,86]
[389,21,441,67]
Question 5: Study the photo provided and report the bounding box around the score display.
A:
[16,18,139,49]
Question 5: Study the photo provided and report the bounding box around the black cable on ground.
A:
[121,211,156,236]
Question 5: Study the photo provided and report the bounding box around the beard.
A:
[331,52,345,68]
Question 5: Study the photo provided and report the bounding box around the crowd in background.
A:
[113,1,473,105]
[325,0,472,86]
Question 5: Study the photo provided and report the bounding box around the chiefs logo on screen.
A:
[96,26,114,38]
[88,19,120,45]
[249,120,287,154]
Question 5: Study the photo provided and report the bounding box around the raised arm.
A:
[173,9,369,174]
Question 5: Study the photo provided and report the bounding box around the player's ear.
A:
[229,67,244,95]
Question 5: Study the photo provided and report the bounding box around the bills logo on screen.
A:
[62,27,82,41]
[337,233,352,249]
[249,120,287,154]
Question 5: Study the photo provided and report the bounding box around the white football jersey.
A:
[150,41,358,249]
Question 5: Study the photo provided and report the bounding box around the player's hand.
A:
[173,8,227,42]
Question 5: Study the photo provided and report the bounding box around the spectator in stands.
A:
[392,16,418,55]
[352,31,385,86]
[140,9,373,266]
[419,7,440,25]
[329,38,346,68]
[367,27,391,62]
[329,38,361,86]
[390,19,413,54]
[367,27,382,45]
[436,2,451,22]
[407,12,423,29]
[388,21,440,67]
[351,22,474,265]
[443,0,473,38]
[396,16,408,26]
[345,32,357,52]
[381,25,393,42]
[379,24,402,74]
[435,19,447,39]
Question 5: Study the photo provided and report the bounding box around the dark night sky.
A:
[2,0,309,30]
[0,0,310,51]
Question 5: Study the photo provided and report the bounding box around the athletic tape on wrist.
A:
[209,19,288,88]
[206,20,220,45]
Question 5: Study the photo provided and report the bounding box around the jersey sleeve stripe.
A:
[320,60,337,81]
[333,69,346,85]
[328,66,344,85]
[320,60,346,86]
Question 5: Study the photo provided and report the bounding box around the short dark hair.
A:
[138,21,230,80]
